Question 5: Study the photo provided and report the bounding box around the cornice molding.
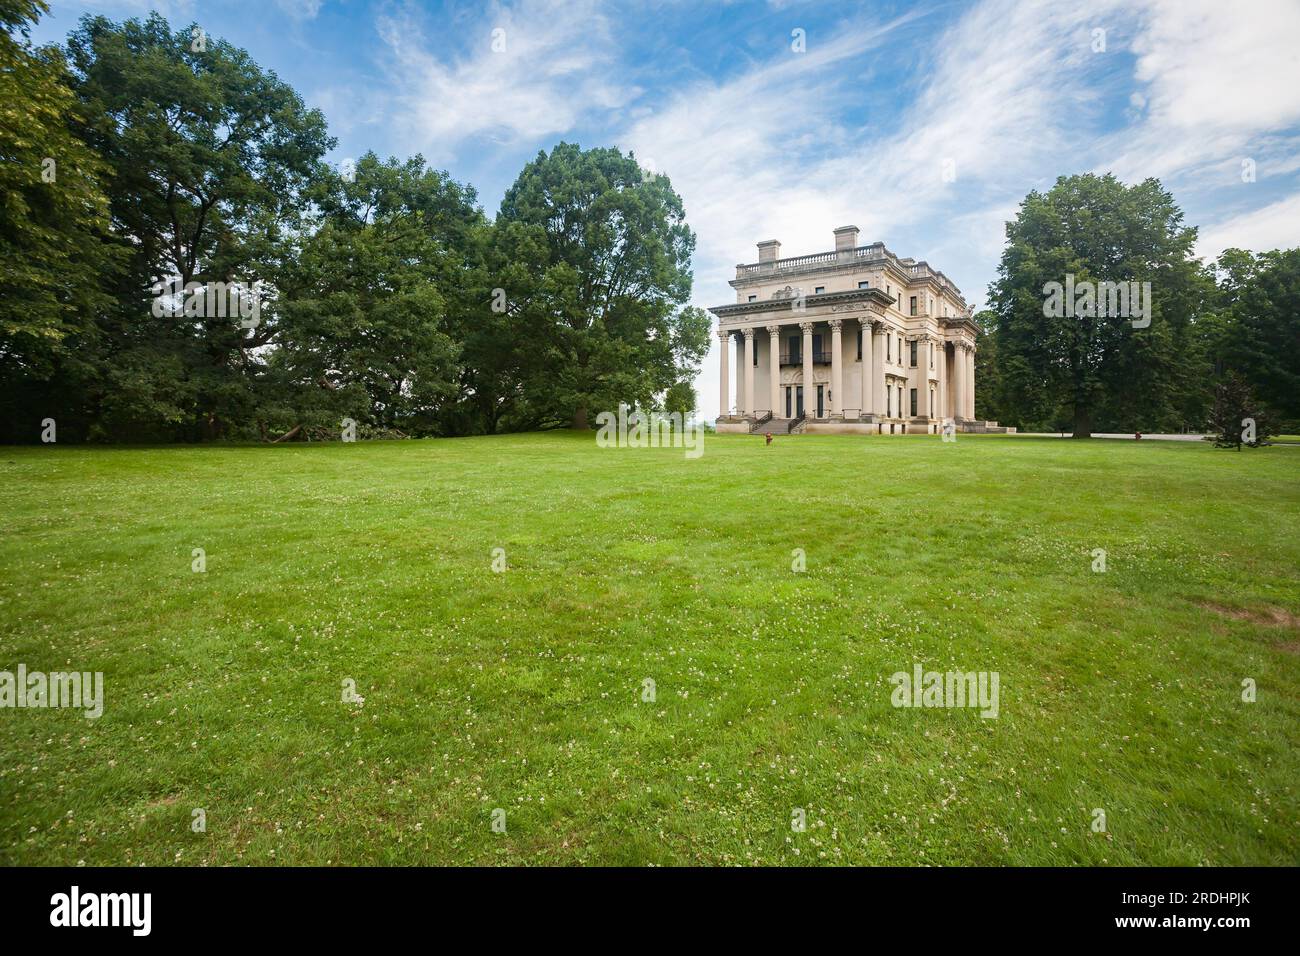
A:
[728,246,967,310]
[710,288,894,321]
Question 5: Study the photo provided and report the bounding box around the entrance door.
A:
[816,385,825,418]
[785,386,792,417]
[795,386,804,417]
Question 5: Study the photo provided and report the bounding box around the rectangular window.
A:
[789,336,800,362]
[886,335,892,362]
[813,333,823,358]
[747,295,756,302]
[909,340,917,367]
[753,343,759,366]
[857,330,863,361]
[909,296,917,316]
[858,280,869,289]
[814,286,825,294]
[910,388,917,417]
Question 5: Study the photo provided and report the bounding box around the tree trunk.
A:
[1072,404,1092,439]
[571,406,589,430]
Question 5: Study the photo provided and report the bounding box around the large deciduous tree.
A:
[0,1,122,439]
[1210,247,1300,428]
[988,174,1209,436]
[272,153,483,437]
[3,12,717,443]
[62,12,334,440]
[970,309,1002,424]
[496,143,708,429]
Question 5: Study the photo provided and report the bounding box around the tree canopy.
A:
[0,11,708,443]
[986,173,1209,437]
[496,143,708,429]
[0,0,120,383]
[983,174,1295,436]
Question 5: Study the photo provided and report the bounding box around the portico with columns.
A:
[712,227,1004,434]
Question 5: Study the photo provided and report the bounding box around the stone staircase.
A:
[752,416,804,435]
[962,420,1017,434]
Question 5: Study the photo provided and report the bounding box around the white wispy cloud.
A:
[276,0,324,21]
[1196,191,1300,261]
[1101,0,1300,184]
[375,0,632,162]
[630,0,1124,281]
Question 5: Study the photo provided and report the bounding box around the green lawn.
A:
[1,432,1297,866]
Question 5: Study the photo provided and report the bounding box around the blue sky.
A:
[34,0,1300,420]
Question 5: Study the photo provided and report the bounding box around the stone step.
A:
[754,418,797,435]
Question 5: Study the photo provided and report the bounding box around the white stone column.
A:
[967,346,976,420]
[963,344,973,419]
[718,328,730,417]
[956,343,967,418]
[927,338,936,422]
[766,325,781,417]
[952,344,965,421]
[925,340,935,421]
[873,325,887,419]
[965,345,974,420]
[735,334,745,414]
[800,321,814,418]
[960,346,967,419]
[742,327,755,417]
[828,318,843,418]
[937,341,947,421]
[860,318,873,415]
[948,344,958,420]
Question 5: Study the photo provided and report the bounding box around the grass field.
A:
[1,432,1297,866]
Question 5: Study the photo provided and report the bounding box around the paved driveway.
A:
[1016,432,1207,441]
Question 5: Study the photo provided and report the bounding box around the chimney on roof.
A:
[833,225,860,253]
[757,240,781,263]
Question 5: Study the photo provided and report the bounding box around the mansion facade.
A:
[711,227,1010,434]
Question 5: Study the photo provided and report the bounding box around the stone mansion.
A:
[711,226,1009,434]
